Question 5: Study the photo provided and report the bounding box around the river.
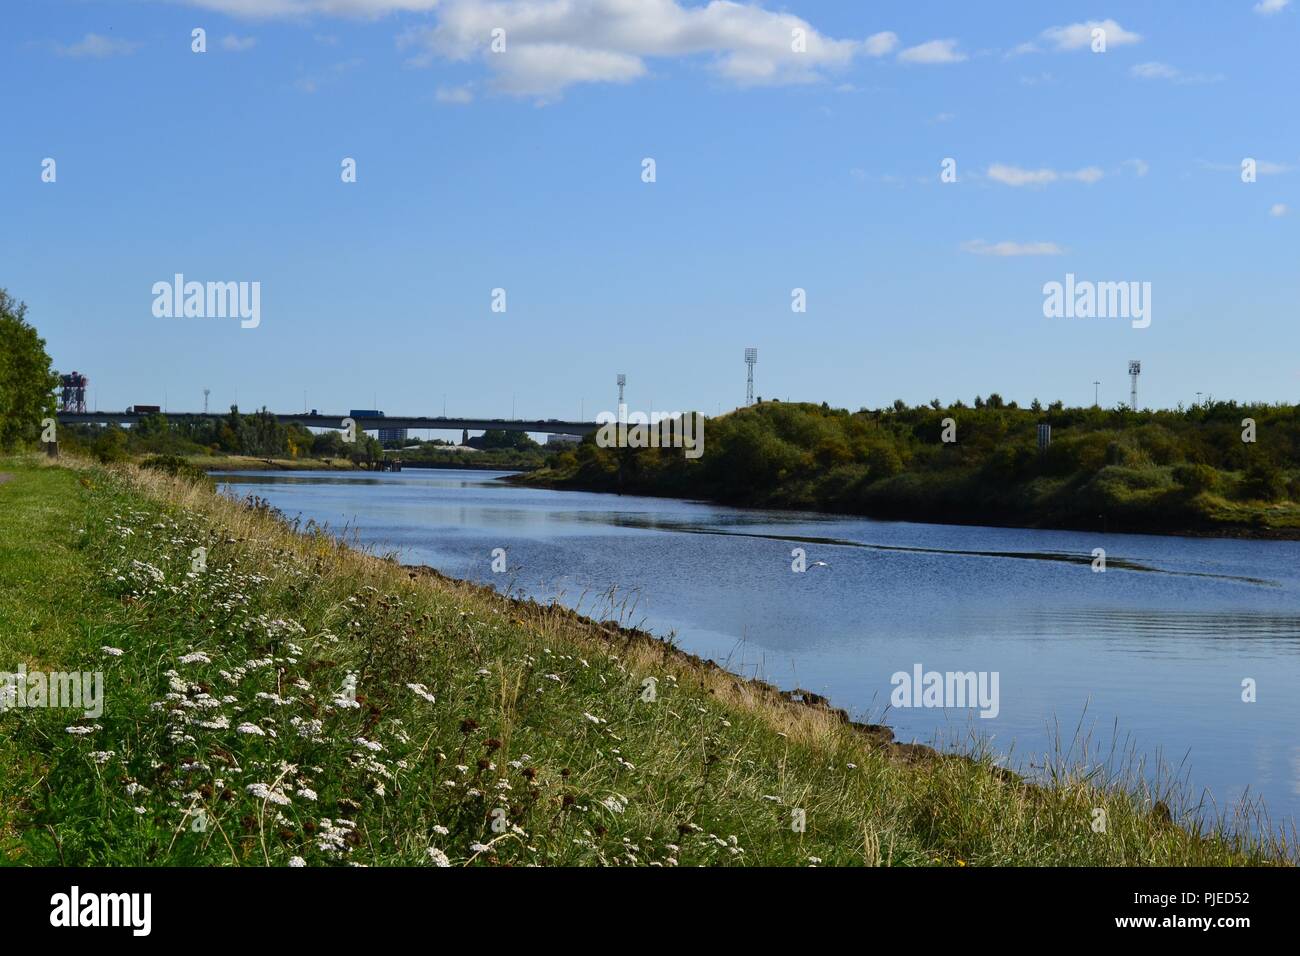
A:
[216,468,1300,831]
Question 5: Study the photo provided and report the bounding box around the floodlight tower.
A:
[1128,360,1141,410]
[203,388,210,414]
[616,374,626,422]
[59,372,89,413]
[744,347,758,405]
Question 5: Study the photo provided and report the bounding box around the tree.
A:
[470,429,539,451]
[0,289,59,450]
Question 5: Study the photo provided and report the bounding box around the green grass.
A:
[186,454,362,472]
[0,454,1292,866]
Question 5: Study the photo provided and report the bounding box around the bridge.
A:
[55,411,598,437]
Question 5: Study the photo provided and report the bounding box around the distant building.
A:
[546,433,581,447]
[379,427,408,442]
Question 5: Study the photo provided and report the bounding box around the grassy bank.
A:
[0,455,1291,866]
[189,455,362,472]
[522,401,1300,538]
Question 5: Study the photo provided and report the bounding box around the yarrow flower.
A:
[428,847,451,867]
[406,683,436,704]
[600,795,628,814]
[236,722,266,736]
[101,646,124,657]
[246,783,292,806]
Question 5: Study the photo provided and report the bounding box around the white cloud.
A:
[1254,0,1291,16]
[493,44,645,96]
[986,163,1104,187]
[1040,19,1141,51]
[961,240,1064,257]
[395,0,878,97]
[56,33,140,58]
[181,1,440,16]
[436,84,474,104]
[864,31,898,57]
[1199,159,1293,175]
[897,39,966,64]
[1270,203,1289,216]
[221,34,258,51]
[1131,61,1223,84]
[1123,158,1150,177]
[1131,61,1178,80]
[177,2,913,98]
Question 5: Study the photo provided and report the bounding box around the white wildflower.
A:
[406,683,436,704]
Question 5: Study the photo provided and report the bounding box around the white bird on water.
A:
[810,560,831,568]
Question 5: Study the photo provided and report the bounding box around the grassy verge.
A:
[0,455,1291,866]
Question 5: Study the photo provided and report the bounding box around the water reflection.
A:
[217,468,1300,827]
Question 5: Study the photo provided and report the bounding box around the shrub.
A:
[1239,462,1286,502]
[1172,463,1219,494]
[139,455,214,487]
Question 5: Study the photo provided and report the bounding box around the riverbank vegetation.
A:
[0,453,1292,866]
[57,413,555,473]
[523,399,1300,537]
[55,409,390,469]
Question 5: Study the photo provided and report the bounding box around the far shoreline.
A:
[505,472,1300,543]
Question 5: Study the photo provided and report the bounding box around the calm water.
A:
[218,468,1300,829]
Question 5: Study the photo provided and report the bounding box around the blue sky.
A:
[4,0,1298,421]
